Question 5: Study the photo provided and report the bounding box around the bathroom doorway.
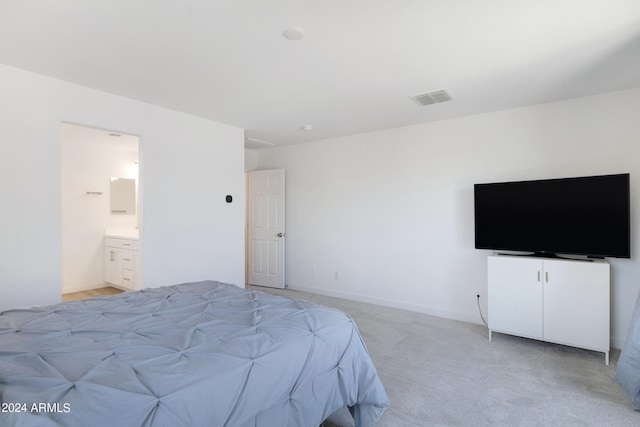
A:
[60,123,139,295]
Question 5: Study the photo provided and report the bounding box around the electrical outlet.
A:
[334,271,340,280]
[476,291,481,298]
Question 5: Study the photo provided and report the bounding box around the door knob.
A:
[277,233,283,237]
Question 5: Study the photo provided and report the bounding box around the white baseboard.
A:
[286,283,624,351]
[286,283,485,326]
[611,337,624,351]
[62,282,109,294]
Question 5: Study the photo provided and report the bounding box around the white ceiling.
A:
[2,1,639,148]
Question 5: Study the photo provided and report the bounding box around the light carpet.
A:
[248,285,639,427]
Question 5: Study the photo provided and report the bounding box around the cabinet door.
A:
[488,256,543,339]
[104,247,122,286]
[543,260,609,351]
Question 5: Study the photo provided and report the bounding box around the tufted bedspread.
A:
[0,281,389,426]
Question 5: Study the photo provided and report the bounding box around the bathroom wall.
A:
[61,123,139,293]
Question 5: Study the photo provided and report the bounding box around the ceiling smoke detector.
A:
[283,27,305,41]
[410,89,452,106]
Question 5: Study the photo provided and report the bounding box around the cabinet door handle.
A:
[537,271,540,282]
[110,250,115,262]
[546,272,549,283]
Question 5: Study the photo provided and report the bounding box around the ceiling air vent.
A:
[410,89,452,106]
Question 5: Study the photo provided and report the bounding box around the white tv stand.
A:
[487,254,610,364]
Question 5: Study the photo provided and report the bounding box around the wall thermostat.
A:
[225,195,232,203]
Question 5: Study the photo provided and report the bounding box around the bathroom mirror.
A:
[110,178,136,214]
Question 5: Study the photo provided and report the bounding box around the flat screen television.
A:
[474,173,630,259]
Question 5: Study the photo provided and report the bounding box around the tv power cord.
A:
[477,293,487,326]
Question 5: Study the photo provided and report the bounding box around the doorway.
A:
[60,123,139,294]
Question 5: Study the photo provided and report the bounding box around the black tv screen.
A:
[474,173,630,258]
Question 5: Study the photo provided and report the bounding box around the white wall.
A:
[256,88,640,348]
[0,64,245,311]
[61,132,138,293]
[245,149,259,171]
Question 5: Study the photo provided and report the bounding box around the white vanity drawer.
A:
[122,269,134,287]
[122,250,134,270]
[120,240,134,249]
[105,237,135,249]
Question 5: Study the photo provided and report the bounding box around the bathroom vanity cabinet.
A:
[105,235,141,291]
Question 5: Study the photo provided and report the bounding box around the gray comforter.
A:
[617,289,640,410]
[0,281,389,426]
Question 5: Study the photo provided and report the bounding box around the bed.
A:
[617,289,640,410]
[0,281,389,426]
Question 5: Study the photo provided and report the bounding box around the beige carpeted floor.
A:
[248,285,639,427]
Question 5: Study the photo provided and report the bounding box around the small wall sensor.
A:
[225,195,233,203]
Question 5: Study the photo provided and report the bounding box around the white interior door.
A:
[247,169,285,288]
